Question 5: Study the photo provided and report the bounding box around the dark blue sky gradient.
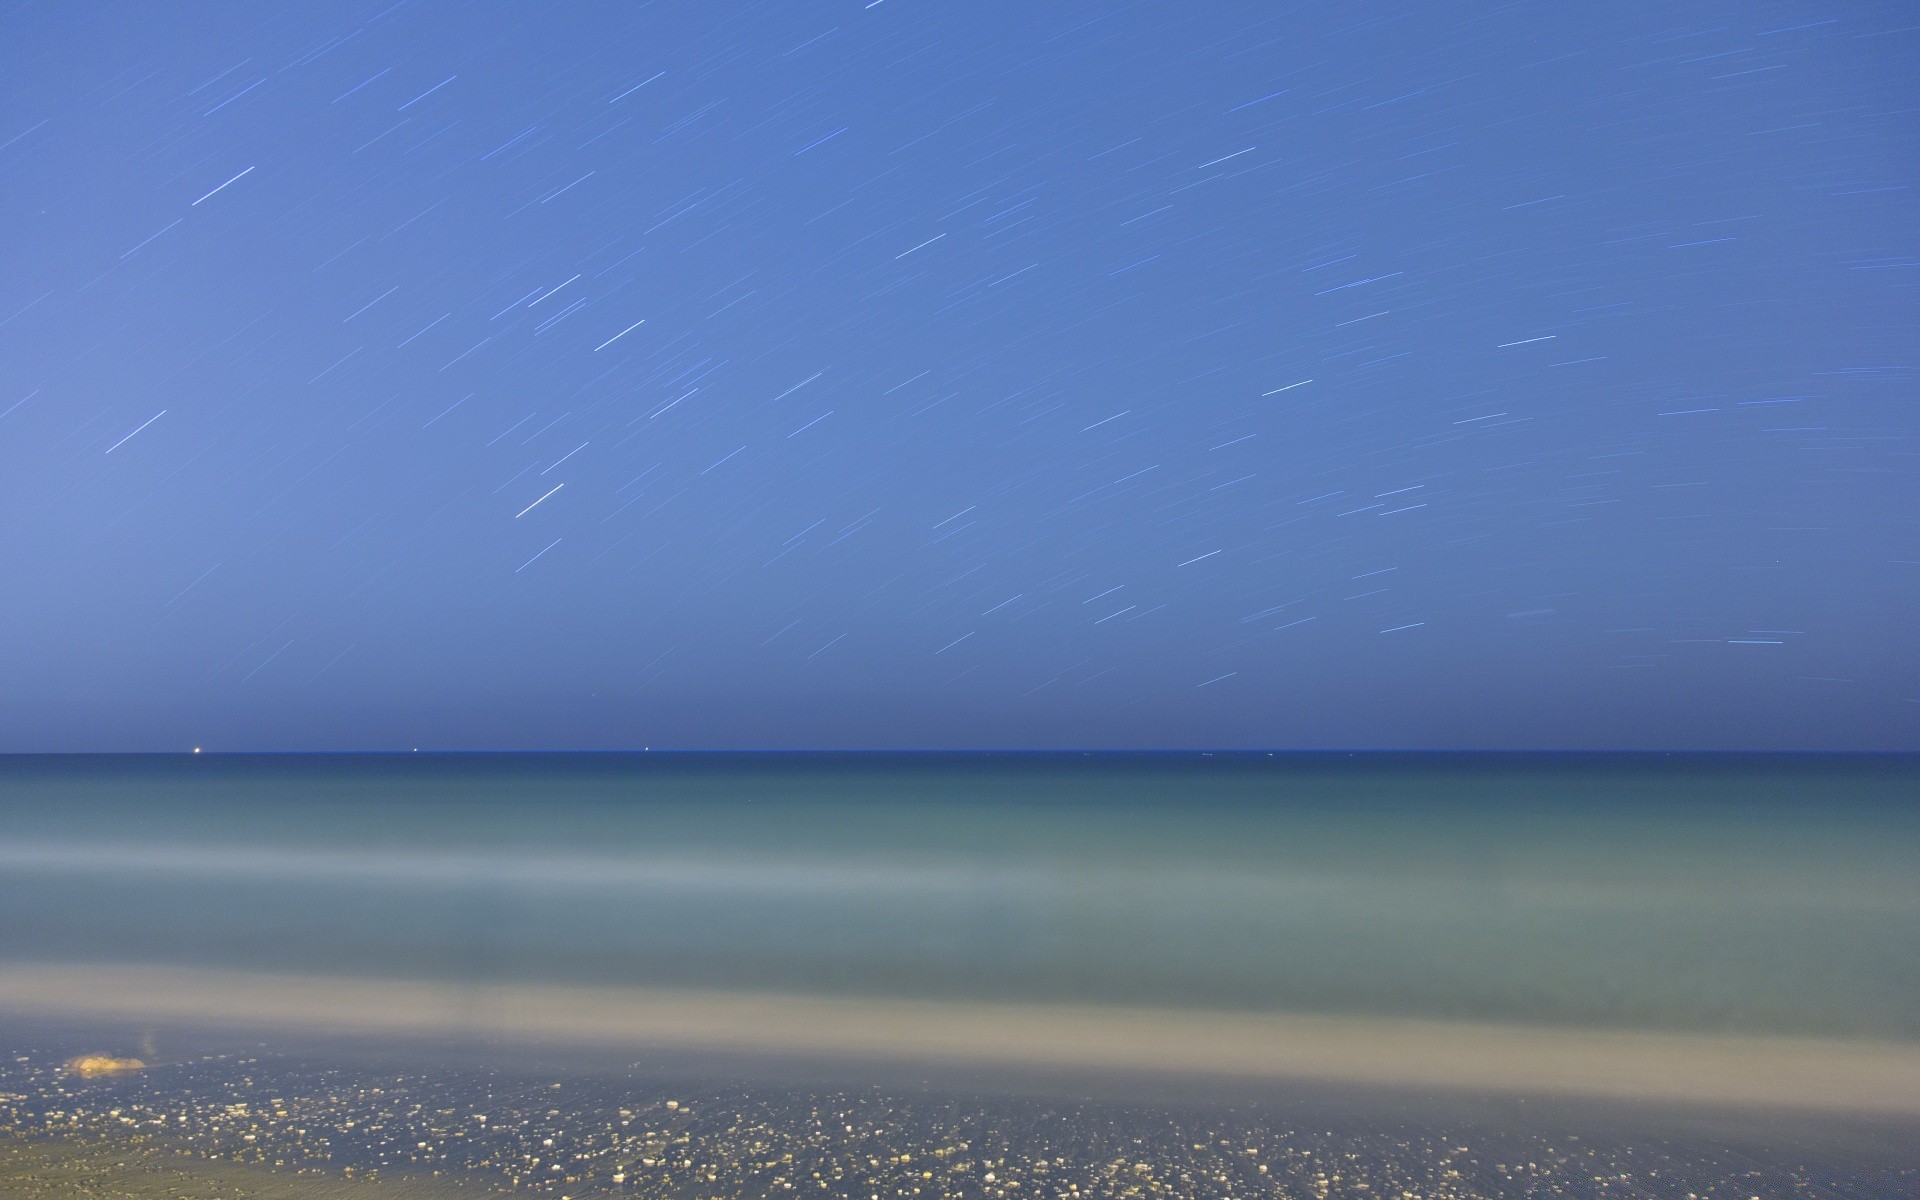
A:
[2,1,1915,750]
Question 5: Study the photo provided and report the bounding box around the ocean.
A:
[3,752,1916,1039]
[5,753,1919,1195]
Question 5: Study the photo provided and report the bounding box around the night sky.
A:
[2,1,1914,751]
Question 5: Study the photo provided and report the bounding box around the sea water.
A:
[2,751,1915,1041]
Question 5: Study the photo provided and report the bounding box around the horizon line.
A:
[3,748,1916,759]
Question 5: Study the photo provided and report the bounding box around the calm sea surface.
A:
[1,753,1915,1039]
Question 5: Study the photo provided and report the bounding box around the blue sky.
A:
[1,0,1914,749]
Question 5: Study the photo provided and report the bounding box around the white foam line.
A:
[4,963,1917,1116]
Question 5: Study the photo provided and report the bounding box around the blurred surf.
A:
[1,752,1916,1105]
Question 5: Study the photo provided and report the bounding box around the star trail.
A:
[0,0,1914,750]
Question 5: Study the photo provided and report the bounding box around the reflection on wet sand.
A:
[5,1032,1915,1200]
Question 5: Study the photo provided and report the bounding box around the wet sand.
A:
[4,961,1915,1117]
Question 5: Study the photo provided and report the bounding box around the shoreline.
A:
[4,962,1917,1118]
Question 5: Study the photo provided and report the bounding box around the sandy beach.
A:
[0,1136,489,1199]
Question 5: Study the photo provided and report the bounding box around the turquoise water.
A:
[1,753,1915,1039]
